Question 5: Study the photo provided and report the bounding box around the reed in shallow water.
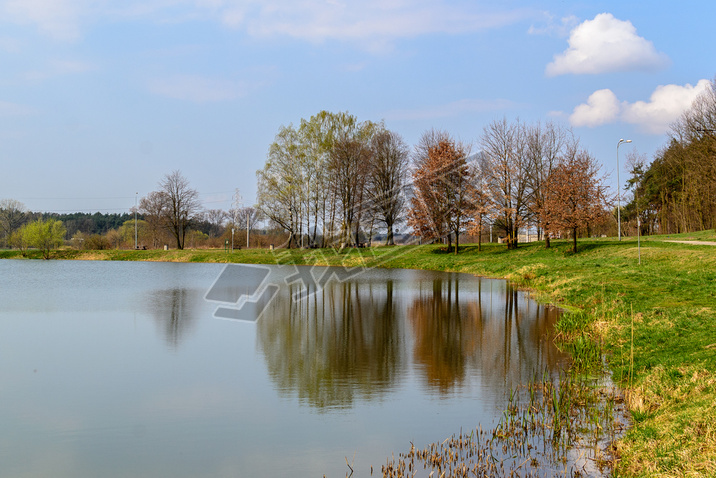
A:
[376,371,628,478]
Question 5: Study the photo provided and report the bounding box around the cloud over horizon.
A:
[1,0,531,50]
[546,13,669,76]
[569,80,711,134]
[1,0,90,41]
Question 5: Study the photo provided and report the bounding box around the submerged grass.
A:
[378,373,627,477]
[2,232,715,476]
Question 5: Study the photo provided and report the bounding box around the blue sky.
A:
[1,0,714,214]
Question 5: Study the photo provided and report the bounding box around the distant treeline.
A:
[0,205,141,247]
[44,212,141,237]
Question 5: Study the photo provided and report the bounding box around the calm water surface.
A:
[0,260,568,477]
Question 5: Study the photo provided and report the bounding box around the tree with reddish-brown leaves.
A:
[542,148,610,253]
[408,130,473,254]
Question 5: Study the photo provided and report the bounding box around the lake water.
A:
[0,260,568,477]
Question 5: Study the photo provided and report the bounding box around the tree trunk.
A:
[572,227,578,253]
[544,225,551,248]
[477,216,482,252]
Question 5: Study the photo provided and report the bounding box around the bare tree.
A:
[330,135,372,246]
[0,199,27,247]
[204,209,229,238]
[231,206,264,247]
[525,122,574,248]
[480,118,531,250]
[468,171,491,251]
[156,170,202,250]
[139,191,168,248]
[368,130,410,245]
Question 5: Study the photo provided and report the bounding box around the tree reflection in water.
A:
[257,271,568,410]
[409,275,566,395]
[146,288,200,348]
[258,279,404,410]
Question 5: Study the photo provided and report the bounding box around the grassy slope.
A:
[2,233,715,476]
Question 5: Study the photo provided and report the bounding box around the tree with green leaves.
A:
[257,124,303,248]
[623,78,715,234]
[257,111,377,248]
[19,218,66,259]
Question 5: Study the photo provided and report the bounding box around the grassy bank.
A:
[2,233,715,476]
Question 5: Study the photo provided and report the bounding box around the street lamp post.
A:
[617,139,632,241]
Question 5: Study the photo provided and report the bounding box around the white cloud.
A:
[2,0,531,48]
[1,0,92,41]
[546,13,669,76]
[528,13,579,37]
[569,80,711,134]
[570,89,620,127]
[147,75,247,103]
[202,0,531,52]
[622,80,712,133]
[384,98,516,121]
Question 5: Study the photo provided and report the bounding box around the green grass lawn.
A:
[2,233,715,476]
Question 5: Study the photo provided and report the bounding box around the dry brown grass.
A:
[616,366,716,477]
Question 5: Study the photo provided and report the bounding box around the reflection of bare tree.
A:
[146,288,200,348]
[409,277,477,393]
[477,281,567,388]
[258,268,569,409]
[409,275,568,395]
[257,280,403,410]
